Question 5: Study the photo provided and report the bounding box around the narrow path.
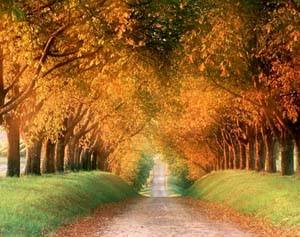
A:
[151,159,167,197]
[54,160,257,237]
[96,197,255,237]
[94,160,254,236]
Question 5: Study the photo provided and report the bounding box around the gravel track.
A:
[54,160,256,237]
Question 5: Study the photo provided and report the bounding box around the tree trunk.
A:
[232,143,239,169]
[74,146,82,171]
[0,47,5,121]
[245,142,250,170]
[263,132,276,173]
[97,150,105,171]
[238,141,246,169]
[224,143,229,169]
[25,146,32,175]
[295,139,300,176]
[213,159,217,171]
[5,115,20,177]
[87,150,92,170]
[271,137,277,173]
[221,131,229,170]
[281,133,294,176]
[97,149,109,171]
[212,157,218,171]
[91,150,97,170]
[259,136,265,171]
[255,127,262,171]
[81,149,91,171]
[228,146,233,169]
[249,139,255,170]
[25,138,42,175]
[218,157,222,170]
[66,138,77,171]
[42,139,55,173]
[220,155,224,170]
[55,135,65,172]
[263,134,276,173]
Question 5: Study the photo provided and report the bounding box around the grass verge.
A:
[186,170,300,227]
[0,171,138,237]
[166,175,186,196]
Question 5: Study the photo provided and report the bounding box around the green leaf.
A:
[11,5,25,21]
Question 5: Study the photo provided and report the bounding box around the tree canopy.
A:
[0,0,300,185]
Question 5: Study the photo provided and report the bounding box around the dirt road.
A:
[96,197,255,237]
[151,159,167,197]
[54,160,256,237]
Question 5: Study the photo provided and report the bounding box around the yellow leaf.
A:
[199,63,205,72]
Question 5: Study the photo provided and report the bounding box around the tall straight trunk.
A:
[66,138,77,171]
[295,139,300,176]
[91,150,97,170]
[42,139,55,173]
[238,141,246,169]
[25,145,32,175]
[263,132,276,173]
[74,146,82,171]
[245,142,250,170]
[228,146,233,169]
[224,143,229,169]
[211,158,214,171]
[255,138,260,171]
[263,134,276,173]
[97,149,109,171]
[221,131,229,169]
[0,47,5,111]
[259,137,266,171]
[255,127,262,171]
[55,135,65,172]
[81,149,91,171]
[232,143,239,169]
[213,158,217,171]
[220,155,224,170]
[6,115,20,177]
[66,144,73,171]
[97,150,105,171]
[87,150,91,170]
[277,140,282,171]
[263,132,270,172]
[281,133,294,175]
[213,157,220,171]
[25,138,42,175]
[271,137,277,173]
[249,139,255,170]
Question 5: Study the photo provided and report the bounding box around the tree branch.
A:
[0,24,69,116]
[41,51,97,78]
[211,78,261,107]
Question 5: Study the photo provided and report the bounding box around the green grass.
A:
[166,175,186,196]
[0,171,138,237]
[139,171,153,196]
[186,170,300,227]
[139,184,152,196]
